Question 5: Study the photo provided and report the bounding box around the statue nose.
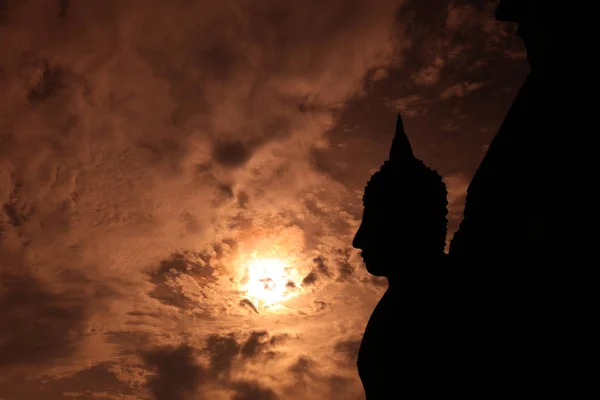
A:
[353,225,364,250]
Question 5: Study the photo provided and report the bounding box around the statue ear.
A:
[389,113,415,163]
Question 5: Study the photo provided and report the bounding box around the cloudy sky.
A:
[0,0,528,399]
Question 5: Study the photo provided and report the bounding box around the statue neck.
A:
[386,252,447,288]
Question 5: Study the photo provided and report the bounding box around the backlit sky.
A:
[0,1,527,399]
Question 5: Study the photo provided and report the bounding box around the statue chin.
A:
[365,263,388,278]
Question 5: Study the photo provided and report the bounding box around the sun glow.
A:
[241,253,301,308]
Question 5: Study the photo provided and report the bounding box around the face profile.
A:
[352,115,448,279]
[352,202,397,277]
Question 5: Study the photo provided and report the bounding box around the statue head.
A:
[496,0,552,75]
[352,115,448,277]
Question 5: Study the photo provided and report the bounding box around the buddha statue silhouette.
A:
[353,114,449,398]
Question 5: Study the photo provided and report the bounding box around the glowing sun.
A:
[241,254,300,307]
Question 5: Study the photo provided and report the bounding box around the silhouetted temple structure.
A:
[445,1,577,396]
[449,0,555,265]
[355,1,583,398]
[449,0,578,396]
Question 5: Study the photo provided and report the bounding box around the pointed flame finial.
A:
[389,113,415,163]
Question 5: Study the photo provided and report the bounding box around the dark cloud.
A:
[205,333,241,376]
[334,338,362,363]
[313,255,330,277]
[334,248,355,281]
[148,280,193,310]
[282,354,365,399]
[301,255,333,286]
[286,280,297,289]
[58,0,70,19]
[241,331,270,358]
[0,272,87,368]
[289,356,316,377]
[312,300,330,313]
[201,45,240,82]
[337,260,355,280]
[217,182,235,200]
[143,345,206,400]
[3,202,23,227]
[147,251,216,310]
[106,330,153,357]
[52,363,133,395]
[327,375,358,399]
[302,270,319,286]
[204,330,289,375]
[237,191,250,208]
[0,363,134,400]
[213,141,254,168]
[231,380,279,400]
[2,184,33,229]
[269,333,290,346]
[139,332,291,399]
[27,62,65,103]
[310,147,334,175]
[239,298,259,314]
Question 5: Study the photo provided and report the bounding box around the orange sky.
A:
[0,1,527,399]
